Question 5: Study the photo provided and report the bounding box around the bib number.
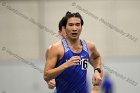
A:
[81,59,88,70]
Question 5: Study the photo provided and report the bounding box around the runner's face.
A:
[65,17,82,40]
[59,26,66,38]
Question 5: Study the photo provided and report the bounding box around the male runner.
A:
[44,11,103,93]
[46,17,66,89]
